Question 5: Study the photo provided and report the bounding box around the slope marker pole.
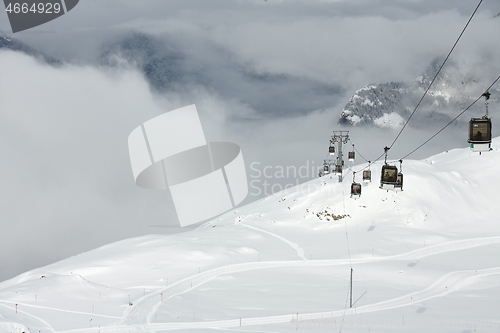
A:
[349,268,353,308]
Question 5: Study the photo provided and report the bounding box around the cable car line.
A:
[340,76,497,192]
[387,0,483,150]
[322,0,489,195]
[350,152,385,175]
[400,75,500,160]
[326,74,496,188]
[348,138,370,163]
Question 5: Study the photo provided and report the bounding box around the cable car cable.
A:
[348,138,370,163]
[400,75,500,160]
[388,0,483,150]
[351,153,385,175]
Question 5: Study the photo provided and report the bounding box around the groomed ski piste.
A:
[1,138,500,333]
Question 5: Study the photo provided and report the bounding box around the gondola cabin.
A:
[335,165,343,175]
[329,146,335,155]
[348,151,355,162]
[362,169,371,182]
[351,182,361,197]
[468,117,492,152]
[397,173,403,189]
[323,165,330,174]
[379,165,402,191]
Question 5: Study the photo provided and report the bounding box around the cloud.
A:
[7,1,499,91]
[0,51,179,281]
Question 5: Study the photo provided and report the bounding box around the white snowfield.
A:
[1,138,500,333]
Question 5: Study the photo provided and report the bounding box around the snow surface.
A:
[1,138,500,333]
[373,112,404,129]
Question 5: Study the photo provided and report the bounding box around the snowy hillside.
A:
[1,139,500,332]
[338,60,500,129]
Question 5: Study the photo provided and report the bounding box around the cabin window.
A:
[469,121,491,142]
[382,168,397,182]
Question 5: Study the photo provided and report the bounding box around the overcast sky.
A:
[1,0,499,282]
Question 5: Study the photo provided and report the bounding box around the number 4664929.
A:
[5,2,61,14]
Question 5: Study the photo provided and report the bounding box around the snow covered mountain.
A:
[1,138,499,333]
[339,60,499,129]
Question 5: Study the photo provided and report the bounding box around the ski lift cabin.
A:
[348,144,355,162]
[379,165,402,192]
[397,172,403,188]
[351,182,361,197]
[468,91,493,153]
[468,117,492,152]
[329,146,335,155]
[335,165,343,175]
[323,164,330,174]
[348,151,355,162]
[362,161,372,181]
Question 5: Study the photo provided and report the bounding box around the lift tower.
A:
[330,131,350,182]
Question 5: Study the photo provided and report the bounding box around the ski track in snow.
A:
[0,303,55,333]
[238,222,307,260]
[0,300,121,319]
[132,235,500,330]
[56,266,500,333]
[8,236,499,333]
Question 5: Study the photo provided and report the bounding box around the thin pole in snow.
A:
[349,268,353,308]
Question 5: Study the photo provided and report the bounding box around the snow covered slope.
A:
[1,139,500,333]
